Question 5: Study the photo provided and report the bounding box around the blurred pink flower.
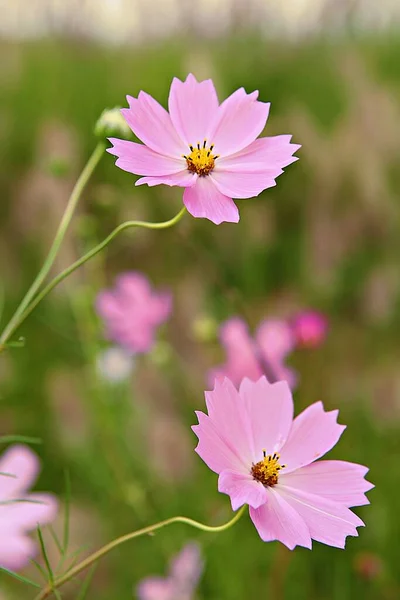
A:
[192,377,373,550]
[136,542,203,600]
[96,272,172,354]
[291,311,328,348]
[209,317,297,389]
[108,74,300,224]
[0,445,57,570]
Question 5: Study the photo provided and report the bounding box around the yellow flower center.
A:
[183,140,219,176]
[251,450,286,487]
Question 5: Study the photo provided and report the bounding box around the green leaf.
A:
[0,435,42,445]
[0,567,40,588]
[63,470,71,554]
[76,562,98,600]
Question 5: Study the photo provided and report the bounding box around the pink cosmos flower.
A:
[96,272,172,354]
[192,377,373,550]
[209,317,297,389]
[291,310,328,348]
[136,542,203,600]
[108,74,300,224]
[0,445,57,570]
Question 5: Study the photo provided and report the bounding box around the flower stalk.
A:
[34,506,246,599]
[5,208,186,338]
[0,142,106,349]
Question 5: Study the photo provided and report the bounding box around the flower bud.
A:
[94,107,131,140]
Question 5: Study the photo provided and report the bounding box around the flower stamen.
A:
[184,140,218,176]
[251,449,286,487]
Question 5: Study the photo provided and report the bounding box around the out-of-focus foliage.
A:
[0,33,399,599]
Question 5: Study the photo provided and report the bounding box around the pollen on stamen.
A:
[251,451,285,487]
[185,141,217,176]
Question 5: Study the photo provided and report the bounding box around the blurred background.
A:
[1,0,400,598]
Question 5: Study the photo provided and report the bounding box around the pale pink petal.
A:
[210,170,276,199]
[169,542,203,592]
[107,139,184,176]
[0,535,36,570]
[168,74,219,147]
[218,469,267,510]
[249,486,311,549]
[136,172,197,188]
[279,402,346,474]
[256,319,296,360]
[192,411,248,475]
[279,460,373,507]
[137,577,175,600]
[183,176,239,224]
[4,493,57,530]
[116,272,150,298]
[0,445,39,500]
[255,319,297,388]
[204,378,255,465]
[277,486,364,549]
[96,272,172,354]
[123,91,186,157]
[209,88,270,157]
[216,136,300,172]
[208,318,262,389]
[148,292,173,324]
[239,377,294,459]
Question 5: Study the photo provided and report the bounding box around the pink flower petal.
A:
[170,542,203,591]
[209,318,262,388]
[0,445,39,500]
[116,272,150,297]
[239,377,294,459]
[255,319,295,360]
[96,272,172,354]
[192,411,248,475]
[4,493,57,530]
[279,460,374,507]
[168,74,219,147]
[218,469,267,510]
[291,311,328,349]
[216,136,300,172]
[280,402,346,474]
[183,176,239,224]
[107,139,184,176]
[277,486,364,549]
[123,91,186,157]
[137,576,175,600]
[209,88,270,157]
[205,378,255,466]
[249,486,311,549]
[255,319,297,388]
[136,172,197,188]
[210,170,277,199]
[0,535,35,570]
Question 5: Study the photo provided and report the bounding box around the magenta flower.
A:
[108,74,300,224]
[0,445,57,570]
[209,317,297,389]
[136,542,203,600]
[192,377,373,549]
[96,272,172,354]
[291,311,328,349]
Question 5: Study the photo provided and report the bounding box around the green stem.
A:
[35,506,246,599]
[0,207,186,348]
[0,142,106,348]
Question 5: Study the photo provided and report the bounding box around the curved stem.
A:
[35,506,246,599]
[0,142,106,348]
[0,207,186,347]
